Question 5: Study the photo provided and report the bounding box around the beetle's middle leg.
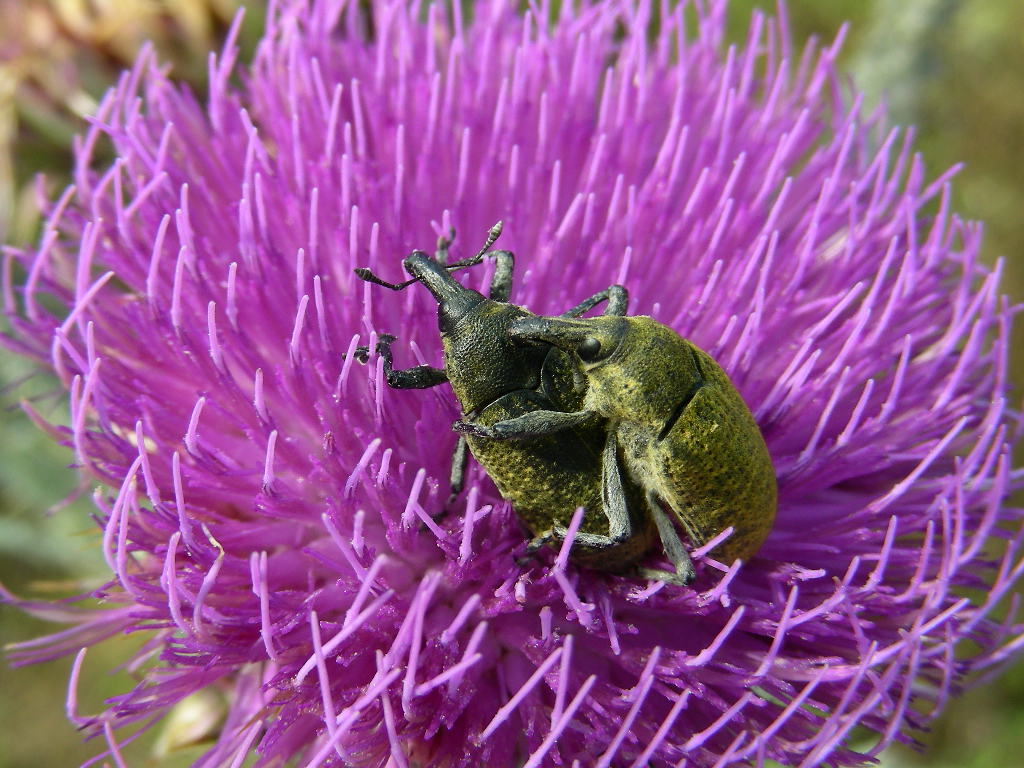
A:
[454,408,600,440]
[576,436,697,585]
[555,430,639,549]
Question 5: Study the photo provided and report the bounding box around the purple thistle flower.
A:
[3,0,1023,765]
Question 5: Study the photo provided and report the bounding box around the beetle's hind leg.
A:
[445,436,470,507]
[512,530,556,567]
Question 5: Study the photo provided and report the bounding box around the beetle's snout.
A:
[401,251,432,275]
[403,252,471,305]
[399,252,486,333]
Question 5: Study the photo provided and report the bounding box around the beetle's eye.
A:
[577,337,603,362]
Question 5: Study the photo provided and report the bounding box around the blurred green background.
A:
[1,1,1022,766]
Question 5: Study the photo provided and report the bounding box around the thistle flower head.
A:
[3,1,1023,766]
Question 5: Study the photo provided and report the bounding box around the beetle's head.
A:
[353,222,505,334]
[509,315,628,369]
[402,251,486,333]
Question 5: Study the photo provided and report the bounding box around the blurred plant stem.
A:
[849,0,958,125]
[0,0,249,245]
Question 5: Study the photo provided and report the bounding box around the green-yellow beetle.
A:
[458,313,777,580]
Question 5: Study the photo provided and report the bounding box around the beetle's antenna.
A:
[444,221,503,270]
[353,268,420,291]
[355,222,504,289]
[478,221,504,257]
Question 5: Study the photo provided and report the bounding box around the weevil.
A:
[457,313,777,581]
[355,224,693,583]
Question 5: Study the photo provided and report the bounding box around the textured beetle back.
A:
[587,317,778,564]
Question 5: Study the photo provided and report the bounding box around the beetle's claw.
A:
[453,420,491,437]
[375,334,397,358]
[350,334,397,364]
[637,566,695,587]
[527,530,555,552]
[437,228,456,248]
[515,531,554,566]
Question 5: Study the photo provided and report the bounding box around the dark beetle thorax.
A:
[441,301,552,414]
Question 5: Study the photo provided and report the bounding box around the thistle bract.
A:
[3,1,1022,766]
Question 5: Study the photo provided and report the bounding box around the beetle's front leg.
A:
[371,334,448,389]
[434,227,457,265]
[561,285,629,318]
[485,250,515,301]
[453,409,600,440]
